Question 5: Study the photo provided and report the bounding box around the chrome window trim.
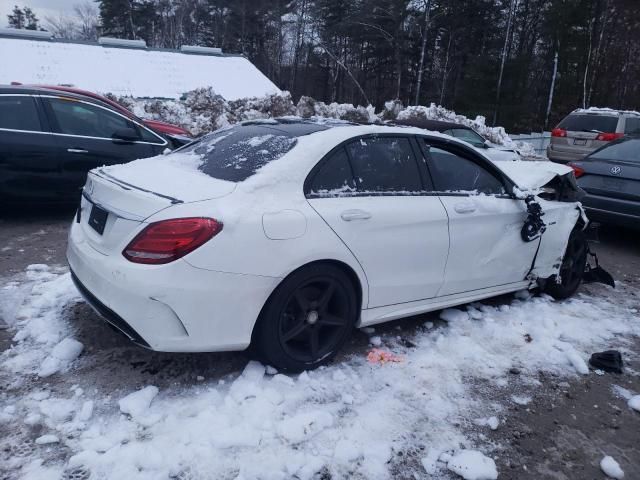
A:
[0,93,168,146]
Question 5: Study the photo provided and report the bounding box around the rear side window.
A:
[589,139,640,162]
[346,136,422,193]
[558,114,618,133]
[48,98,137,139]
[0,96,41,131]
[427,146,506,195]
[309,148,355,195]
[624,117,640,135]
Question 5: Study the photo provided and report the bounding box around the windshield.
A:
[444,128,486,148]
[558,114,618,133]
[178,125,302,182]
[588,138,640,162]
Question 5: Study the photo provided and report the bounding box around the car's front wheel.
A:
[543,228,588,299]
[253,264,358,372]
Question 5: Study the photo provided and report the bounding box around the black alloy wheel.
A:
[253,264,357,372]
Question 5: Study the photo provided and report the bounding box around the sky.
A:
[0,0,76,27]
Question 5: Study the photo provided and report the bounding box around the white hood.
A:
[493,160,573,190]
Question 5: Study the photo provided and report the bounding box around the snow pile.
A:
[118,386,159,418]
[120,88,527,150]
[446,450,498,480]
[0,265,82,380]
[628,395,640,412]
[38,337,84,377]
[600,455,625,479]
[1,266,639,479]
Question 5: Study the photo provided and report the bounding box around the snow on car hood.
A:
[98,152,236,203]
[492,160,573,190]
[473,146,521,162]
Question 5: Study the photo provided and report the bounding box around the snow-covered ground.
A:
[1,265,639,479]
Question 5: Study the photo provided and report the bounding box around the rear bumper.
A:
[546,146,588,163]
[67,220,280,352]
[71,270,151,347]
[582,193,640,229]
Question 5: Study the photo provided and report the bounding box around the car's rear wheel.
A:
[253,264,358,372]
[543,228,587,300]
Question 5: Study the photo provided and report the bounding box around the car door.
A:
[0,94,64,201]
[306,135,450,308]
[41,96,165,196]
[419,140,539,296]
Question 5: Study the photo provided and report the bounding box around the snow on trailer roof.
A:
[0,32,280,100]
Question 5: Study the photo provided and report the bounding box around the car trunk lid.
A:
[576,158,640,202]
[79,153,236,255]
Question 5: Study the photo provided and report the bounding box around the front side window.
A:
[0,96,41,132]
[48,98,138,139]
[346,136,422,193]
[426,145,506,195]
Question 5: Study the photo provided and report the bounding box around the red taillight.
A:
[568,162,584,178]
[551,128,567,138]
[595,132,623,141]
[123,217,222,264]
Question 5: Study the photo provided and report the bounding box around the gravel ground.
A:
[1,207,638,479]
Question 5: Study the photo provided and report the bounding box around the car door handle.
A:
[67,148,89,154]
[454,201,476,214]
[340,209,372,221]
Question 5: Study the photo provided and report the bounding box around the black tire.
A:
[252,264,358,372]
[543,228,588,300]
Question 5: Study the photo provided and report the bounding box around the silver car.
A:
[547,108,640,163]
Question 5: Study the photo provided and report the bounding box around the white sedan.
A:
[67,120,587,371]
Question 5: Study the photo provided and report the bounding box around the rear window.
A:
[179,125,300,182]
[589,139,640,162]
[558,114,618,133]
[0,96,41,131]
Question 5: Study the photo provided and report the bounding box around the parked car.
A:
[547,108,640,163]
[0,85,171,203]
[13,82,193,148]
[68,119,588,372]
[569,136,640,229]
[393,118,521,162]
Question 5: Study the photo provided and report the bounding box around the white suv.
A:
[547,108,640,163]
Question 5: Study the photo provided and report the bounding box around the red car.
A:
[12,82,193,147]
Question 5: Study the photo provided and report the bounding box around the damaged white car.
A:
[67,120,602,372]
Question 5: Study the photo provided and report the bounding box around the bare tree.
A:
[414,0,432,105]
[73,2,99,41]
[493,0,518,125]
[44,13,78,38]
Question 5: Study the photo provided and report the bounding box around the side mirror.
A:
[483,140,491,149]
[112,127,140,143]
